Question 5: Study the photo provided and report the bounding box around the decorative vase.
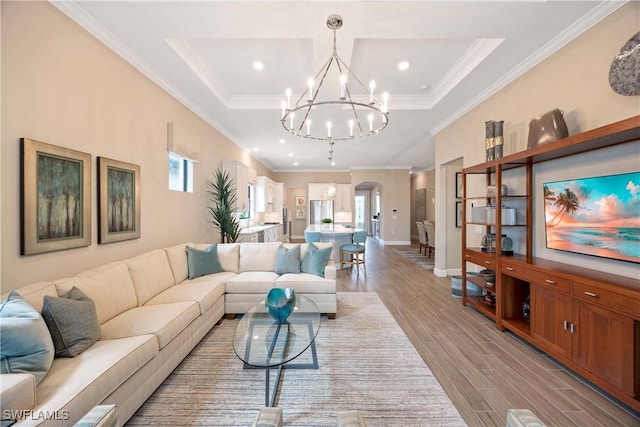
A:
[265,288,296,323]
[484,121,495,162]
[494,120,504,158]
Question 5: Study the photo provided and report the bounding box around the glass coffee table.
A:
[232,295,321,407]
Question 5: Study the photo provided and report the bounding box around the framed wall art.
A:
[455,172,463,199]
[295,195,306,207]
[295,208,306,219]
[455,201,463,228]
[20,138,92,255]
[98,157,141,244]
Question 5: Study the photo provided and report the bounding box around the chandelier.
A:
[280,15,389,141]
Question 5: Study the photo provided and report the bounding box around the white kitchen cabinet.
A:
[222,160,249,214]
[335,184,352,212]
[308,183,330,201]
[256,176,276,212]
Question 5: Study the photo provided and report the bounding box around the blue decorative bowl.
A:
[265,288,296,323]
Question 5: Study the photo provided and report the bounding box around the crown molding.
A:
[429,1,627,136]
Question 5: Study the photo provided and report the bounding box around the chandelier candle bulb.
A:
[327,121,332,138]
[369,80,376,104]
[306,120,311,136]
[368,114,374,132]
[290,112,295,130]
[382,92,389,113]
[307,78,314,102]
[286,88,292,109]
[349,120,354,138]
[340,75,347,99]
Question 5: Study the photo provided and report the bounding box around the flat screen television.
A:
[543,171,640,264]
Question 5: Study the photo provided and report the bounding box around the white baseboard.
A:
[433,268,447,277]
[379,240,411,245]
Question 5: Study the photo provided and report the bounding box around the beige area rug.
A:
[126,292,465,426]
[391,247,435,271]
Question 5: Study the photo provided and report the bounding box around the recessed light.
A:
[252,61,264,71]
[288,152,293,157]
[294,162,299,166]
[253,147,259,152]
[398,61,410,71]
[279,139,285,144]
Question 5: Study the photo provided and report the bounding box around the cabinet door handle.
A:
[506,267,515,271]
[570,323,575,334]
[563,320,568,330]
[545,279,556,285]
[584,291,598,298]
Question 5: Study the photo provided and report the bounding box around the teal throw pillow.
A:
[186,244,224,279]
[0,291,55,384]
[301,242,332,277]
[275,245,301,275]
[42,286,101,358]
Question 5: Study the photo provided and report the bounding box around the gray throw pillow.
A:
[275,244,301,275]
[185,244,224,279]
[41,287,101,358]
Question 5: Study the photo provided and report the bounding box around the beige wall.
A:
[0,2,270,291]
[434,3,640,278]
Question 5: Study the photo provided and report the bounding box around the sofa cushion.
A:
[2,281,57,313]
[275,244,301,275]
[164,242,194,284]
[41,287,101,358]
[0,373,36,413]
[127,250,176,306]
[301,243,332,277]
[0,291,55,385]
[145,273,232,315]
[225,272,281,294]
[186,244,224,279]
[100,302,199,349]
[36,334,158,418]
[58,262,138,324]
[275,273,337,293]
[239,243,281,272]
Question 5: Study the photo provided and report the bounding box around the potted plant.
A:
[206,168,240,243]
[321,218,333,224]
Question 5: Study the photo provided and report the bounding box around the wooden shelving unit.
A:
[460,115,640,411]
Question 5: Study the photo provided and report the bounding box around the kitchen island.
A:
[305,224,363,269]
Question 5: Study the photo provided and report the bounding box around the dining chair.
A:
[340,230,367,274]
[416,221,429,256]
[423,222,435,258]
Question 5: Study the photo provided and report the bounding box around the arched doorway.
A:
[354,181,382,238]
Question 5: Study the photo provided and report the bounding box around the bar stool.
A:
[340,230,367,274]
[304,231,322,243]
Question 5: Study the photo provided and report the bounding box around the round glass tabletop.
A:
[232,295,321,368]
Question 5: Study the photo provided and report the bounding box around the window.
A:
[168,152,193,192]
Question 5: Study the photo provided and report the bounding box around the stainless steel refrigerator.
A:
[309,200,334,225]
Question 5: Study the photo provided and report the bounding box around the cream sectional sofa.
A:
[0,241,336,426]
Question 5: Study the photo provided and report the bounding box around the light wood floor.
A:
[330,237,640,427]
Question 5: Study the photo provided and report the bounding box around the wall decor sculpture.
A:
[20,138,92,255]
[98,157,141,244]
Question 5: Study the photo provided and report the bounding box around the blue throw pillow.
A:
[186,244,224,279]
[301,242,332,277]
[275,245,301,275]
[0,291,55,384]
[42,287,101,358]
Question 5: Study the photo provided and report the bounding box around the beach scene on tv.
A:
[543,171,640,264]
